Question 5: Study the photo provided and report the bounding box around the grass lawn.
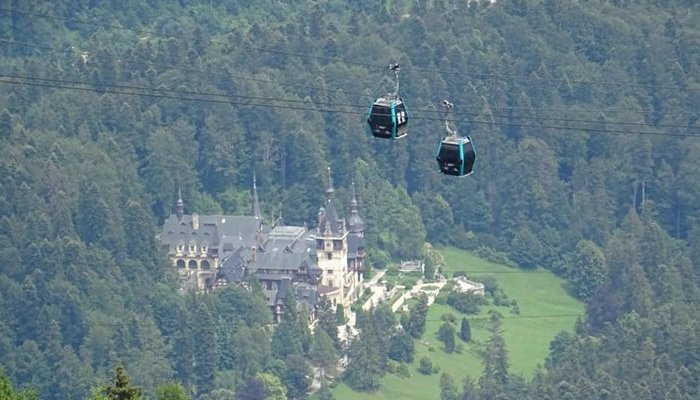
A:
[333,247,583,400]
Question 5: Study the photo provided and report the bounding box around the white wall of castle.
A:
[172,242,217,291]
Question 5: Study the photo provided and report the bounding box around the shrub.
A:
[441,313,457,323]
[418,356,434,375]
[447,291,484,314]
[397,363,411,378]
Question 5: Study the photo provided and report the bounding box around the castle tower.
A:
[347,182,364,236]
[315,167,349,308]
[176,186,184,221]
[252,173,262,221]
[346,181,366,294]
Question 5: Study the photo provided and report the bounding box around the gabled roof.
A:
[159,214,266,255]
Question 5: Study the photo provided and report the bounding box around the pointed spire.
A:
[348,181,364,234]
[326,166,334,198]
[252,173,262,220]
[323,166,341,235]
[350,181,358,208]
[176,186,184,221]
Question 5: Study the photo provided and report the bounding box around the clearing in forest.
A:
[333,247,583,400]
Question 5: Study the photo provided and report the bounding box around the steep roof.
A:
[159,214,265,256]
[347,233,365,259]
[318,167,344,236]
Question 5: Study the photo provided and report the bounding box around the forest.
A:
[1,0,700,399]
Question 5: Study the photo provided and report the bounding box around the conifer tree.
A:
[193,301,217,397]
[460,318,472,342]
[90,364,142,400]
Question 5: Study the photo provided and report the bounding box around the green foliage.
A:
[417,356,434,375]
[93,364,142,400]
[335,304,345,325]
[193,301,218,397]
[460,318,472,342]
[568,240,607,301]
[388,331,415,363]
[446,291,484,315]
[310,328,337,377]
[282,354,311,400]
[404,294,429,339]
[439,373,459,400]
[0,368,37,400]
[437,322,456,353]
[3,2,700,400]
[156,383,189,400]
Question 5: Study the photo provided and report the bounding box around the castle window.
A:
[201,260,210,270]
[176,259,186,268]
[316,239,324,249]
[326,252,332,260]
[333,240,342,250]
[188,260,198,269]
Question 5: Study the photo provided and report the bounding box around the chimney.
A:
[192,213,199,230]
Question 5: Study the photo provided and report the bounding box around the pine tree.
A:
[92,364,142,400]
[193,301,217,397]
[315,297,340,349]
[480,312,509,395]
[439,373,459,400]
[310,328,337,378]
[438,322,456,353]
[155,383,189,400]
[407,294,429,339]
[272,288,304,359]
[460,318,472,342]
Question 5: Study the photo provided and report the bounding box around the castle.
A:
[158,171,365,322]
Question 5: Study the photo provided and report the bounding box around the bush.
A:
[447,291,484,314]
[438,322,456,353]
[441,313,457,323]
[397,363,411,378]
[388,331,415,363]
[474,246,515,267]
[387,361,397,374]
[418,356,434,375]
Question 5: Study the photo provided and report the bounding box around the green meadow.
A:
[333,247,584,400]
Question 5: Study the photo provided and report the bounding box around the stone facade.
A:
[158,174,365,320]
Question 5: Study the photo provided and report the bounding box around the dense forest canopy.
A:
[1,0,700,399]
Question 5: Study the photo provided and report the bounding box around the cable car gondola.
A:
[436,100,476,177]
[367,64,408,139]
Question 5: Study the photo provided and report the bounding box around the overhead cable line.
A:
[2,73,698,137]
[0,73,361,109]
[4,38,699,119]
[4,7,700,93]
[0,38,374,100]
[2,76,699,138]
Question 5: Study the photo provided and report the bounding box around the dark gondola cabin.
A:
[436,136,476,177]
[367,97,408,139]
